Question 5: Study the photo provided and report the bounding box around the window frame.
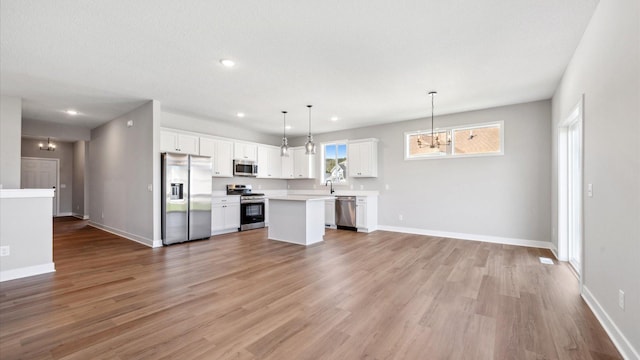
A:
[320,140,350,184]
[404,120,504,160]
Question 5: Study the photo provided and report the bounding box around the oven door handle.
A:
[241,199,265,204]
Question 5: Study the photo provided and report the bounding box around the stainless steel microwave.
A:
[233,159,258,177]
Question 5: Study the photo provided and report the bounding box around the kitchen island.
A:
[267,195,334,246]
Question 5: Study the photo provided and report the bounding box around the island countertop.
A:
[267,195,335,201]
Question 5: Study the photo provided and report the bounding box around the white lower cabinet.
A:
[325,199,336,228]
[211,196,240,235]
[356,196,378,233]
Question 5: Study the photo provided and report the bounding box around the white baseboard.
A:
[88,221,154,248]
[377,225,553,249]
[550,244,559,260]
[582,286,639,360]
[55,212,73,217]
[0,262,55,282]
[152,239,163,248]
[72,212,89,220]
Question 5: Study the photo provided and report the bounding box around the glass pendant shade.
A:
[305,105,316,155]
[304,136,316,155]
[280,110,289,157]
[280,138,289,157]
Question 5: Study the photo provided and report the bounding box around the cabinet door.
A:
[281,154,294,178]
[325,200,335,226]
[211,204,225,233]
[356,202,367,228]
[268,147,282,178]
[225,203,240,229]
[214,140,233,177]
[160,131,178,152]
[349,140,377,177]
[257,146,271,178]
[292,148,315,179]
[234,142,257,161]
[177,134,199,155]
[199,137,215,157]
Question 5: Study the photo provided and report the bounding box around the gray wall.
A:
[89,101,158,246]
[0,95,22,188]
[72,140,89,218]
[22,118,91,142]
[161,111,281,145]
[290,100,552,243]
[552,0,639,354]
[21,138,74,215]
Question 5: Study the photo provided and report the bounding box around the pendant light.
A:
[419,91,450,150]
[39,137,56,151]
[280,111,289,157]
[304,105,316,155]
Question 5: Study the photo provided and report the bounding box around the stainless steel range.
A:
[227,184,265,231]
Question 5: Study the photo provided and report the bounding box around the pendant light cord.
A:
[307,105,312,138]
[282,111,287,139]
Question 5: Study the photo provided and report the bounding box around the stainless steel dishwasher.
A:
[335,196,357,230]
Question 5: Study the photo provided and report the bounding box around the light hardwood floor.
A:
[0,218,620,359]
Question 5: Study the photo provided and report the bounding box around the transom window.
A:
[405,121,503,160]
[321,142,348,183]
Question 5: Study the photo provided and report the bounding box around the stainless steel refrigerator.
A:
[162,153,212,245]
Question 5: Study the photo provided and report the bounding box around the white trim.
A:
[56,212,73,217]
[88,221,155,248]
[152,240,163,248]
[0,262,55,282]
[549,243,559,260]
[404,120,504,160]
[377,225,553,249]
[582,286,639,360]
[72,213,89,220]
[318,140,350,185]
[0,189,54,198]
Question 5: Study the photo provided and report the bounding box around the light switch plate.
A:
[0,246,10,257]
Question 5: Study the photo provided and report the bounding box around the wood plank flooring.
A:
[0,217,620,359]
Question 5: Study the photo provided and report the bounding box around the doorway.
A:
[558,97,583,277]
[21,157,59,216]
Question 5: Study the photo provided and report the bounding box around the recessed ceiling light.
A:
[236,112,245,118]
[66,109,78,115]
[330,116,338,121]
[220,59,235,67]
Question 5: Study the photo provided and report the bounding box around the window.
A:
[321,142,348,183]
[405,121,503,160]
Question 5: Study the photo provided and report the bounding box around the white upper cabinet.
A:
[281,152,294,179]
[257,145,282,178]
[200,137,233,177]
[161,130,199,155]
[233,142,258,161]
[348,139,378,177]
[292,147,316,179]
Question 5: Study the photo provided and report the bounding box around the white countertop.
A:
[0,189,55,198]
[268,195,335,201]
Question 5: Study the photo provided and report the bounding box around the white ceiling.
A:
[1,0,598,136]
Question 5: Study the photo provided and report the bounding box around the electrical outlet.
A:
[588,183,593,197]
[0,246,10,257]
[360,185,364,190]
[385,184,390,190]
[619,290,625,310]
[398,214,403,221]
[101,212,105,219]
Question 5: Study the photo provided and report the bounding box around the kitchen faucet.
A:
[325,180,335,194]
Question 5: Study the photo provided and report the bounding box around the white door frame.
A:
[557,96,584,285]
[21,156,60,216]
